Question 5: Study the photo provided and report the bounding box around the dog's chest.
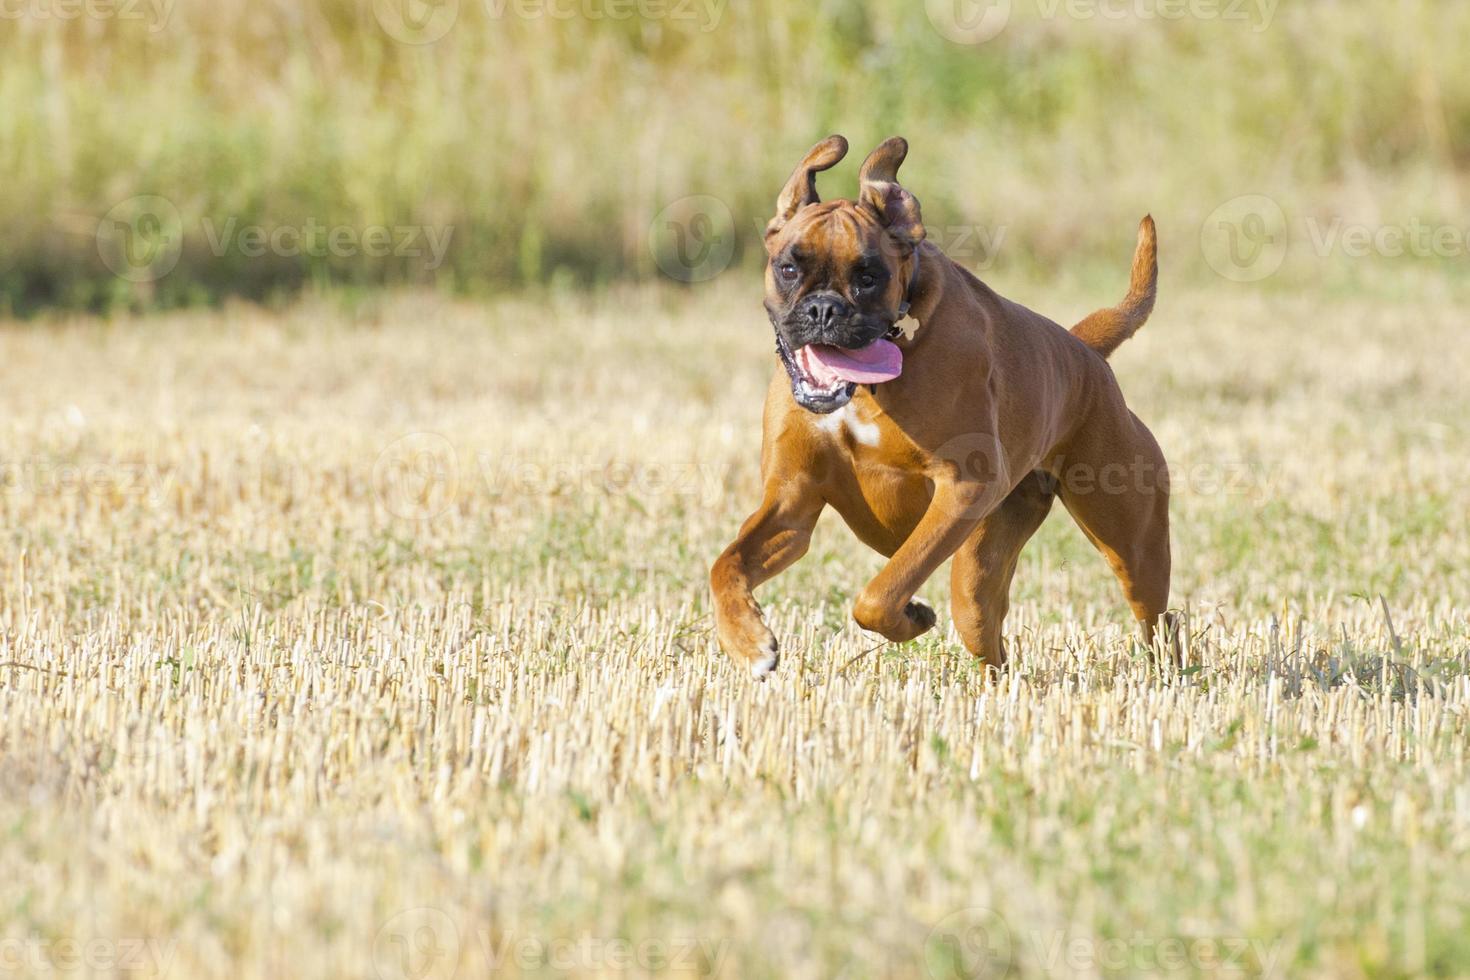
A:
[811,402,930,555]
[814,404,882,448]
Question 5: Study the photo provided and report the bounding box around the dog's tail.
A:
[1070,215,1157,359]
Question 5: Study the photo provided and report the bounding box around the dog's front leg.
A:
[709,478,824,677]
[852,479,1007,643]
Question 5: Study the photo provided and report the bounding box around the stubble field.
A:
[0,277,1467,978]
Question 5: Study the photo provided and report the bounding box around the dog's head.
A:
[763,135,926,414]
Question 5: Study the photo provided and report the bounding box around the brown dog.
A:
[710,135,1172,677]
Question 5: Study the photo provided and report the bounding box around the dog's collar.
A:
[886,250,921,339]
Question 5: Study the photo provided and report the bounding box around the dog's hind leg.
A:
[710,478,825,677]
[949,471,1056,671]
[1056,412,1176,661]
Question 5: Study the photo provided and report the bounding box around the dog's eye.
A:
[855,272,878,290]
[777,263,799,282]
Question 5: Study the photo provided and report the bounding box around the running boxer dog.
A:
[710,135,1174,677]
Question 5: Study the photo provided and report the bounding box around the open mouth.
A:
[775,333,904,414]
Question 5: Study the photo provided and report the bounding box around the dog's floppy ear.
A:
[858,136,925,249]
[767,135,849,237]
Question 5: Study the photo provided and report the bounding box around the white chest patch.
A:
[816,405,881,447]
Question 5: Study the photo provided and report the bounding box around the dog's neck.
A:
[896,249,922,321]
[893,241,948,343]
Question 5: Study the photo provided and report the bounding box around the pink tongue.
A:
[797,339,903,385]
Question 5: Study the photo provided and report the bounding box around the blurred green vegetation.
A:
[2,0,1467,313]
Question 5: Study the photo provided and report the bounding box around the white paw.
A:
[750,637,779,679]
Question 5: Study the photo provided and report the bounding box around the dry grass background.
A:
[5,0,1470,310]
[1,268,1468,976]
